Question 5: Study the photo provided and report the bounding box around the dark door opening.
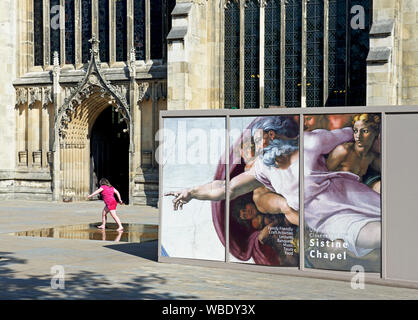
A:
[90,106,129,203]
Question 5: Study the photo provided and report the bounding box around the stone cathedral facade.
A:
[0,0,417,205]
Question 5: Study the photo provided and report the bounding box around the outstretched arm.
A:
[114,188,123,204]
[165,180,226,210]
[87,188,103,199]
[165,171,263,211]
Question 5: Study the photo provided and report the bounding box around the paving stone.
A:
[0,200,418,300]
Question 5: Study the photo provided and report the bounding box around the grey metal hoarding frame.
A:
[158,105,418,289]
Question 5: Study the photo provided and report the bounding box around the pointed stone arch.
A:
[56,35,132,141]
[53,35,133,201]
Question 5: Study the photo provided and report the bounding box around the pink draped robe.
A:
[252,127,381,257]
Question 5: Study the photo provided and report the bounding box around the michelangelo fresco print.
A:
[303,114,381,272]
[163,114,381,272]
[227,116,300,266]
[161,117,227,261]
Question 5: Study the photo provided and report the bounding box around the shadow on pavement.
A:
[0,251,196,300]
[104,240,158,262]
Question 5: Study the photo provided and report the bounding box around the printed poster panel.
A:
[228,116,300,266]
[303,114,381,272]
[161,117,226,261]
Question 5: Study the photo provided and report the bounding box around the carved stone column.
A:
[28,87,41,167]
[15,88,28,166]
[43,0,51,67]
[136,81,149,169]
[75,0,82,68]
[128,47,137,205]
[52,51,62,201]
[42,87,53,167]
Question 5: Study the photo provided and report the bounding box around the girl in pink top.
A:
[88,178,124,231]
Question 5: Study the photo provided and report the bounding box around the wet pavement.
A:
[1,200,418,300]
[12,222,158,243]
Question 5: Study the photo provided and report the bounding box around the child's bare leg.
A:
[97,206,109,229]
[109,210,123,231]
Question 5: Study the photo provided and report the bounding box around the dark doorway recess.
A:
[90,106,129,203]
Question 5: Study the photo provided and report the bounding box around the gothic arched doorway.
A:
[90,106,130,203]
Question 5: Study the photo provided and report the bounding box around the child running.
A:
[87,178,124,231]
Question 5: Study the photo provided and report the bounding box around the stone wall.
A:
[367,0,418,106]
[400,0,418,105]
[0,0,17,171]
[0,170,52,201]
[167,0,222,110]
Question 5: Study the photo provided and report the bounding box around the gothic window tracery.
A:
[32,0,172,69]
[244,0,260,109]
[306,0,324,107]
[115,0,127,62]
[82,0,93,64]
[224,0,240,109]
[50,0,61,64]
[224,0,371,108]
[264,0,281,108]
[284,0,302,108]
[348,0,371,106]
[150,0,163,60]
[34,0,44,66]
[327,0,347,106]
[134,0,146,61]
[99,0,110,63]
[65,0,76,65]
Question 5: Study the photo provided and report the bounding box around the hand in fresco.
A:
[257,222,277,245]
[257,226,270,245]
[164,190,193,211]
